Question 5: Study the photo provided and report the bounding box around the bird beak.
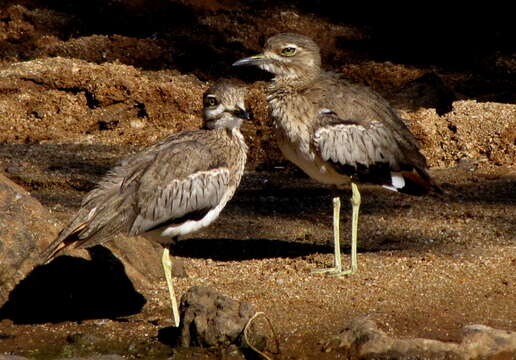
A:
[230,106,251,120]
[232,54,266,67]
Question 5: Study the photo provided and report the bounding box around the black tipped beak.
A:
[231,107,251,120]
[232,54,266,67]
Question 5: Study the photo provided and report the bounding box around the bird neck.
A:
[224,127,248,152]
[271,66,320,92]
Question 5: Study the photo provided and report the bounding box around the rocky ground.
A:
[0,1,515,359]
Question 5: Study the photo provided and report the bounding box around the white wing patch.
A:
[383,171,406,192]
[130,168,230,236]
[319,108,334,115]
[161,200,225,238]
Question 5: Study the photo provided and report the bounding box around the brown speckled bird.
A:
[41,80,250,326]
[234,33,436,276]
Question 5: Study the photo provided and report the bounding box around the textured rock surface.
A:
[403,100,516,169]
[0,173,59,307]
[325,318,516,359]
[0,170,170,321]
[177,286,258,348]
[0,57,206,147]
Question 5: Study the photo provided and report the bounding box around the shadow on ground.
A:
[0,246,146,324]
[174,238,332,261]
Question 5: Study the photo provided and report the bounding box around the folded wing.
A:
[313,109,432,195]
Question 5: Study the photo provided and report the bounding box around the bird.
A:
[40,79,250,326]
[233,33,437,276]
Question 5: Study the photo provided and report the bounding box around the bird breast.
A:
[269,95,313,143]
[277,138,347,185]
[269,93,347,185]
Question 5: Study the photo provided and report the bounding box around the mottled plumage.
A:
[41,79,249,325]
[234,33,436,275]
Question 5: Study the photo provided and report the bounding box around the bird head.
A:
[203,79,250,130]
[233,33,321,82]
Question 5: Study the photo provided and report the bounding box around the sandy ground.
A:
[0,0,514,359]
[0,148,514,358]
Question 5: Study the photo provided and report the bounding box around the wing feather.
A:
[128,144,230,235]
[41,131,232,263]
[312,109,435,194]
[312,73,429,168]
[314,110,406,169]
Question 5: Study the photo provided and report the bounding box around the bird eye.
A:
[205,96,218,107]
[281,47,297,57]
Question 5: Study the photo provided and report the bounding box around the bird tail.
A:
[40,199,129,264]
[383,168,440,196]
[39,222,87,264]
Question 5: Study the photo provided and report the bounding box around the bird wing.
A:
[313,109,405,169]
[309,74,430,171]
[312,109,433,194]
[128,139,231,235]
[41,132,231,263]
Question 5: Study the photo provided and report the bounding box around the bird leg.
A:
[311,197,342,275]
[162,246,180,327]
[312,182,360,276]
[346,182,360,275]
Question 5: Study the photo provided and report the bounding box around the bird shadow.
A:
[174,238,332,262]
[0,245,146,324]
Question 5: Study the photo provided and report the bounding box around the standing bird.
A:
[41,80,250,326]
[233,33,436,276]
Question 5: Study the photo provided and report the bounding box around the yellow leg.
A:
[338,182,360,275]
[312,182,360,276]
[162,247,180,326]
[312,197,342,274]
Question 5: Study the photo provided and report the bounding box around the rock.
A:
[325,318,516,359]
[97,235,166,290]
[0,175,148,323]
[0,173,59,308]
[462,324,516,360]
[66,332,103,347]
[85,235,188,290]
[0,56,206,146]
[403,100,516,168]
[176,286,261,348]
[0,242,147,323]
[394,72,456,115]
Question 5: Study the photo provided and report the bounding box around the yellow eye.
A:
[205,96,218,107]
[281,47,297,57]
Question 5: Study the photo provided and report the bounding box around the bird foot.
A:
[311,266,355,277]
